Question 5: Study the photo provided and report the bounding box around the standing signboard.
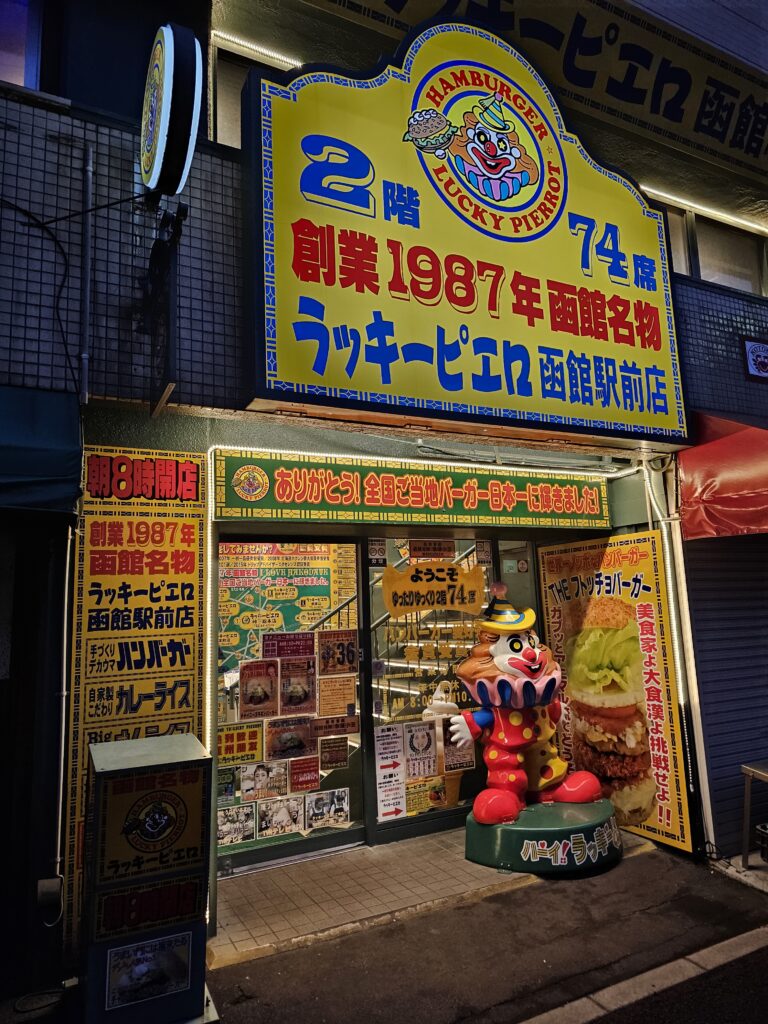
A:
[538,530,693,851]
[244,21,685,441]
[65,447,207,948]
[83,735,211,1023]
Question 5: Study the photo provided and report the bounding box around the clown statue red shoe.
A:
[450,585,622,874]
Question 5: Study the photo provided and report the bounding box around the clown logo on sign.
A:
[121,790,187,853]
[404,65,567,241]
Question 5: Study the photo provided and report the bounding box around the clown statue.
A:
[449,585,602,826]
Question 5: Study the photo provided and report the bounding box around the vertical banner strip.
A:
[538,530,692,852]
[64,447,207,948]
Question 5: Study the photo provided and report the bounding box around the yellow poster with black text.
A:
[64,447,207,946]
[538,531,692,851]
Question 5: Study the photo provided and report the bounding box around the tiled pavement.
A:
[208,827,649,968]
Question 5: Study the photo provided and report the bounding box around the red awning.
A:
[679,416,768,540]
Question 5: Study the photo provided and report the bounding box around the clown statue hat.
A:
[478,582,536,633]
[472,92,513,133]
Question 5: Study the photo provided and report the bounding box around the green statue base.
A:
[465,798,622,875]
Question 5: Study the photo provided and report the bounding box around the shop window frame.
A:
[657,199,768,298]
[208,42,292,146]
[213,531,369,876]
[210,523,590,870]
[359,535,504,846]
[0,0,42,89]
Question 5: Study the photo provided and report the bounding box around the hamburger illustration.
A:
[403,108,458,158]
[564,595,656,826]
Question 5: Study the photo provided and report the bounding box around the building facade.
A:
[1,0,767,995]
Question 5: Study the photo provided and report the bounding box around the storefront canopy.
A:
[679,415,768,540]
[0,386,82,514]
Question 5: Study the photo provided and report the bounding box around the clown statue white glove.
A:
[449,714,473,749]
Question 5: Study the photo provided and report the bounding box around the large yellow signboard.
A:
[246,22,685,440]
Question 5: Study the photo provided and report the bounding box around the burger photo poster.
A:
[538,531,693,852]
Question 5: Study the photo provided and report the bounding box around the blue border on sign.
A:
[410,59,567,240]
[247,20,687,442]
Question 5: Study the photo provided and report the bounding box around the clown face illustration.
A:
[490,629,546,679]
[451,92,539,202]
[457,626,562,709]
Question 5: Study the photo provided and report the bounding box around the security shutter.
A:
[685,536,768,856]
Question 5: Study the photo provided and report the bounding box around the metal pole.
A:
[79,143,93,405]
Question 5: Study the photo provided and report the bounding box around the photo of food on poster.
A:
[239,659,279,719]
[404,720,437,779]
[319,735,349,770]
[406,777,446,815]
[440,718,476,772]
[306,788,350,829]
[240,761,288,801]
[289,756,321,792]
[538,531,693,852]
[279,656,317,715]
[266,716,317,760]
[318,628,359,676]
[217,805,256,846]
[257,796,305,838]
[318,674,356,717]
[217,767,237,807]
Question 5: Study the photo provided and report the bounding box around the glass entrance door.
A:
[215,541,363,867]
[368,538,491,823]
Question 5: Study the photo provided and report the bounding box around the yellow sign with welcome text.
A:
[246,22,685,441]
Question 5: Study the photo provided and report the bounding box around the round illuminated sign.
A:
[140,23,202,195]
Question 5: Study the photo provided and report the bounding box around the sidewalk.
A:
[206,830,768,1024]
[7,830,768,1023]
[211,827,573,967]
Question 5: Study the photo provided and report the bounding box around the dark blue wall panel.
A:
[685,535,768,856]
[674,275,768,429]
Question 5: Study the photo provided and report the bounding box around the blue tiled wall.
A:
[674,275,768,428]
[0,89,244,409]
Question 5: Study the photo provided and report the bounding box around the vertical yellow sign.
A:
[539,530,692,851]
[65,447,207,945]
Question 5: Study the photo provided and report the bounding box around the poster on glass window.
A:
[257,796,305,838]
[279,657,317,715]
[318,629,359,676]
[217,805,255,847]
[266,717,316,760]
[306,788,350,829]
[404,721,437,779]
[239,659,279,719]
[240,761,288,801]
